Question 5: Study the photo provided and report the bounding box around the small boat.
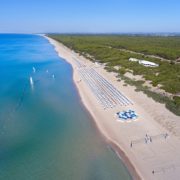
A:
[32,67,36,73]
[30,76,34,85]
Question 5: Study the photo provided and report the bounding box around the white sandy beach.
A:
[46,36,180,180]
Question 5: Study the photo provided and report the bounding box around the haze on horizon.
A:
[0,0,180,34]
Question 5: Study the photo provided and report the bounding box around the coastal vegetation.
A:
[49,35,180,115]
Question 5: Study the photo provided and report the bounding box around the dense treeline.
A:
[50,35,180,60]
[49,35,180,115]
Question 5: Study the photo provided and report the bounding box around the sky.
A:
[0,0,180,33]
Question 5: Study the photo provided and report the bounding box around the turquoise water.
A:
[0,34,132,180]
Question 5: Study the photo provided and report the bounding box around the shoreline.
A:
[45,35,180,180]
[45,35,140,179]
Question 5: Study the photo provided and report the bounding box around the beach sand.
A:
[45,36,180,180]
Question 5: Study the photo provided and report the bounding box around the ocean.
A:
[0,34,132,180]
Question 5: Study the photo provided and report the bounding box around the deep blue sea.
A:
[0,34,132,180]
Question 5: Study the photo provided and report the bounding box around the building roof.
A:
[139,60,159,67]
[129,58,159,67]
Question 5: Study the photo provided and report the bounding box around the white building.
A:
[129,58,159,67]
[129,58,139,62]
[139,60,159,67]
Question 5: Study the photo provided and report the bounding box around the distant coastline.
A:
[42,32,180,37]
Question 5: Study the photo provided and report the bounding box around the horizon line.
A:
[1,32,180,35]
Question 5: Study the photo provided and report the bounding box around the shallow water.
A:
[0,34,132,180]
